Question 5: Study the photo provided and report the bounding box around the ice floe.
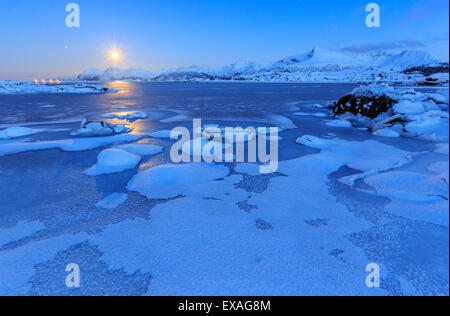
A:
[103,112,149,121]
[149,130,173,138]
[181,138,231,161]
[127,163,230,199]
[115,144,163,157]
[326,120,352,128]
[0,134,141,157]
[294,112,327,117]
[0,127,43,139]
[85,143,163,176]
[85,149,142,176]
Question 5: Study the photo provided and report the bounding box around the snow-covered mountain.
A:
[76,47,445,83]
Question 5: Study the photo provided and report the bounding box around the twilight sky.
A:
[0,0,448,80]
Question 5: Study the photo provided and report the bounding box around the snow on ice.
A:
[326,119,353,128]
[0,127,43,139]
[85,144,162,176]
[0,134,142,157]
[149,130,173,139]
[85,149,143,176]
[127,163,230,199]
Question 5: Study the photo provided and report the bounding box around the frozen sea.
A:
[0,82,448,296]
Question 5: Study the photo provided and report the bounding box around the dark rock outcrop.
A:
[333,94,398,119]
[403,63,449,77]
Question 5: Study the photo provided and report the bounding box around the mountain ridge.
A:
[76,47,444,83]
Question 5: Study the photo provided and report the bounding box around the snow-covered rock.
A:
[332,84,449,142]
[71,119,133,137]
[393,100,425,114]
[333,84,398,119]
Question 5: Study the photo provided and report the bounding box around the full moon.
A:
[111,51,120,60]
